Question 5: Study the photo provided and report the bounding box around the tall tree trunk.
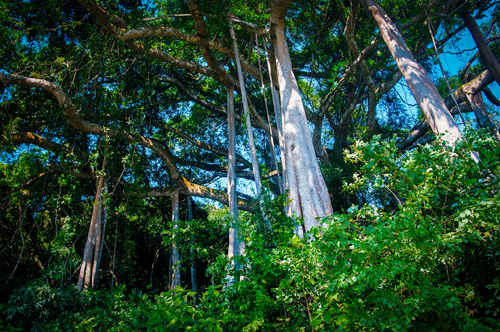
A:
[270,0,333,234]
[187,197,198,304]
[256,33,284,194]
[169,189,181,290]
[361,0,461,146]
[263,37,288,192]
[229,24,262,195]
[90,181,107,289]
[462,11,500,86]
[226,86,242,286]
[77,158,107,291]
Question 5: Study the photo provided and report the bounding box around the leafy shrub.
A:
[2,132,499,331]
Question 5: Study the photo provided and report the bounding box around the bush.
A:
[2,132,499,331]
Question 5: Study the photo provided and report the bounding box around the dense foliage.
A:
[1,0,500,330]
[2,133,499,331]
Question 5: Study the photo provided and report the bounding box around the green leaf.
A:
[323,311,332,323]
[311,314,323,327]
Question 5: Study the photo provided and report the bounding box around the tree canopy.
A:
[1,0,500,330]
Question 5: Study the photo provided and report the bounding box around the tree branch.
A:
[154,121,252,169]
[0,73,252,210]
[187,0,234,87]
[398,69,496,151]
[6,132,89,161]
[76,0,218,79]
[158,76,278,140]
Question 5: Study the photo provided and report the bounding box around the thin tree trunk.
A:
[227,86,239,226]
[152,199,169,288]
[150,237,161,287]
[90,181,107,289]
[263,37,288,192]
[226,86,241,286]
[229,24,262,195]
[256,33,284,194]
[168,245,172,289]
[462,11,500,86]
[187,197,198,304]
[77,157,107,291]
[426,14,466,125]
[110,208,119,294]
[227,30,273,235]
[361,0,462,146]
[169,189,181,290]
[271,1,334,234]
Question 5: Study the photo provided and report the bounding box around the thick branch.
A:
[483,87,500,106]
[451,69,494,104]
[397,104,472,151]
[120,184,252,212]
[462,11,500,86]
[117,26,227,52]
[399,69,497,151]
[76,0,218,79]
[187,0,233,87]
[7,132,89,160]
[0,73,252,209]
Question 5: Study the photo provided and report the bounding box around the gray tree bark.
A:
[361,0,462,146]
[77,158,107,291]
[229,24,262,195]
[271,0,333,234]
[256,33,284,195]
[263,37,288,192]
[90,182,107,289]
[169,189,181,290]
[226,87,242,286]
[187,197,198,304]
